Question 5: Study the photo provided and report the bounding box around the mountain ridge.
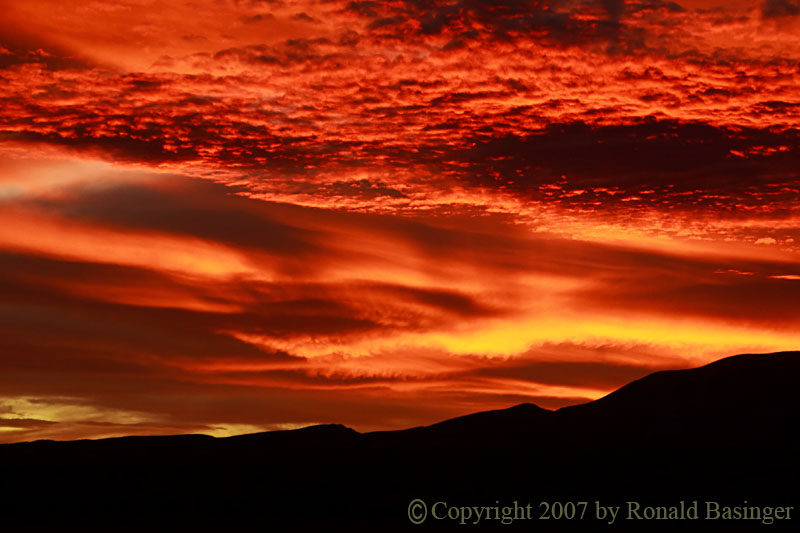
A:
[1,350,797,531]
[9,350,793,446]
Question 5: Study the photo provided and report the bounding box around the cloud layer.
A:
[1,0,799,441]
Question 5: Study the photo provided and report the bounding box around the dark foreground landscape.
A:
[2,351,798,531]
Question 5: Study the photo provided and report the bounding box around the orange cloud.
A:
[1,0,799,442]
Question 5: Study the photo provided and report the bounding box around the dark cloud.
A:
[577,275,800,326]
[3,131,191,164]
[761,0,800,17]
[240,13,276,24]
[0,277,294,367]
[377,283,496,317]
[29,179,324,256]
[0,418,58,428]
[290,12,318,22]
[0,251,394,354]
[344,0,682,52]
[449,119,800,212]
[0,35,91,71]
[474,360,666,389]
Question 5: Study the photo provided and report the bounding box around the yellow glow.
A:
[0,396,158,427]
[202,422,313,437]
[227,312,800,369]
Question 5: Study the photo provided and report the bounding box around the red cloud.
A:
[1,0,799,442]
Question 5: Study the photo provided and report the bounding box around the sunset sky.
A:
[1,0,799,442]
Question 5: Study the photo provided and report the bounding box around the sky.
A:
[1,0,799,442]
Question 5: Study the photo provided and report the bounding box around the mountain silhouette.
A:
[2,351,797,531]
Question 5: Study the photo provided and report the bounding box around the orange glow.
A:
[1,0,799,442]
[0,207,259,279]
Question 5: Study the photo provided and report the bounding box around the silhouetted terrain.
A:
[2,352,798,531]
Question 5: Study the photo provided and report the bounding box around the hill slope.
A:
[1,351,797,531]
